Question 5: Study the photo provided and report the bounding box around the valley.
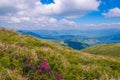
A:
[18,29,120,50]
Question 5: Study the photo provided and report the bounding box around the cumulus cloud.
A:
[9,17,30,23]
[1,18,78,30]
[2,0,119,31]
[0,0,100,17]
[0,0,101,30]
[102,7,120,18]
[34,0,100,17]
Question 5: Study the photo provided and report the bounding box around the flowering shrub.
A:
[23,56,63,80]
[41,60,51,71]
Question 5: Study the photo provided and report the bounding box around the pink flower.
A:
[37,68,42,73]
[27,64,31,67]
[41,76,45,79]
[56,72,63,80]
[41,61,51,71]
[26,57,31,61]
[41,63,47,69]
[0,50,5,53]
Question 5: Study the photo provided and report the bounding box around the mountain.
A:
[95,34,120,43]
[83,44,120,57]
[1,27,120,80]
[18,29,120,50]
[18,29,120,37]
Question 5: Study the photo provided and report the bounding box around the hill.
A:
[83,44,120,57]
[0,28,120,80]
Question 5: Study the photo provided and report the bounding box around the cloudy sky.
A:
[0,0,120,30]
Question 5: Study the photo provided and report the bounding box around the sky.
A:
[0,0,120,30]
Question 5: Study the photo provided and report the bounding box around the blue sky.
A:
[0,0,120,30]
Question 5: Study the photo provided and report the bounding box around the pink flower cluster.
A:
[41,60,51,71]
[25,57,63,80]
[37,68,42,73]
[41,76,45,79]
[37,60,51,73]
[27,64,31,67]
[56,72,63,80]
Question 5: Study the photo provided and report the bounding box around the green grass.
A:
[0,27,120,80]
[82,44,120,57]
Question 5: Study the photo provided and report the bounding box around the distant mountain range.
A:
[18,29,120,50]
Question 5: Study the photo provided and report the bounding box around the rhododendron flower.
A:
[26,57,31,61]
[27,64,31,67]
[37,68,42,73]
[41,60,51,71]
[41,63,47,69]
[56,72,63,80]
[41,76,45,79]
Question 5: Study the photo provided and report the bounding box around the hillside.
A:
[83,44,120,57]
[0,28,120,80]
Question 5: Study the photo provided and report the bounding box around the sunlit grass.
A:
[83,44,120,57]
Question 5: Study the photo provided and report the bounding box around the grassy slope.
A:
[83,44,120,57]
[0,28,120,80]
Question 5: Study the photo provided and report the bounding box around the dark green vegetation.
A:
[83,44,120,57]
[64,40,89,50]
[0,28,120,80]
[18,29,120,50]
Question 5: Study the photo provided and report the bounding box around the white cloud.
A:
[10,17,21,23]
[59,19,77,26]
[83,23,120,29]
[2,18,120,30]
[0,0,14,7]
[3,0,119,31]
[49,18,57,23]
[20,17,30,21]
[0,0,101,29]
[33,0,100,17]
[9,17,30,23]
[103,7,120,18]
[0,0,100,17]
